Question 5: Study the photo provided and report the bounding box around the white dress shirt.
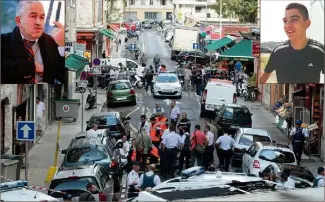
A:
[139,171,161,187]
[21,34,64,82]
[206,131,214,146]
[127,169,140,188]
[170,105,181,120]
[162,131,184,148]
[138,122,151,136]
[36,102,45,118]
[86,129,98,138]
[290,127,309,138]
[216,134,235,150]
[161,129,170,140]
[123,141,130,154]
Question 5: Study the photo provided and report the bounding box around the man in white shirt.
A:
[204,125,215,170]
[138,115,150,137]
[122,134,130,154]
[170,100,181,125]
[215,133,235,171]
[314,167,324,187]
[139,164,161,191]
[127,162,141,198]
[86,124,99,138]
[277,170,295,189]
[36,97,45,134]
[184,67,192,91]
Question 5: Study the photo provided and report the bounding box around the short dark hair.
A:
[140,114,146,119]
[150,117,156,121]
[169,124,176,132]
[205,125,210,130]
[285,3,309,20]
[86,182,93,190]
[36,97,40,100]
[195,124,200,130]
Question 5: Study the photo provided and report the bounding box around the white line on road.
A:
[130,123,138,132]
[126,107,140,117]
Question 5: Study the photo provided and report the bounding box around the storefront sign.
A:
[62,105,70,112]
[252,41,260,57]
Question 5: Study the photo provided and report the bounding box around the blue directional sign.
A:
[16,121,36,141]
[129,44,137,51]
[193,43,199,49]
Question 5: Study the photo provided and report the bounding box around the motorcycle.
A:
[85,89,96,110]
[129,69,143,89]
[236,80,247,97]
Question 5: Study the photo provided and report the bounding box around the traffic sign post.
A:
[129,44,137,51]
[193,43,199,65]
[16,121,36,181]
[79,71,87,132]
[93,58,100,110]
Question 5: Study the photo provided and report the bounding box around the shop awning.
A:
[99,29,115,39]
[204,37,234,51]
[65,54,89,75]
[108,24,119,33]
[218,39,254,61]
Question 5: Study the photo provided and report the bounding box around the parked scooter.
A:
[129,69,143,89]
[85,89,97,110]
[236,80,247,97]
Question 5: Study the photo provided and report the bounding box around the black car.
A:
[174,50,210,65]
[214,104,253,135]
[61,135,122,192]
[86,112,131,139]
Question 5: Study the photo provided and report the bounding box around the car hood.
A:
[155,82,181,88]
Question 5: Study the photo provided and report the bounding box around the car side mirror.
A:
[61,149,67,154]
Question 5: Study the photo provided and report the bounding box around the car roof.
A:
[110,80,130,84]
[224,103,249,109]
[91,112,119,117]
[53,165,98,180]
[69,136,105,148]
[256,142,291,150]
[240,128,270,137]
[157,73,177,77]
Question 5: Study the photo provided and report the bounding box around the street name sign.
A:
[129,44,137,51]
[192,43,199,49]
[16,121,36,141]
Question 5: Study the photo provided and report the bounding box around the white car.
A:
[232,128,272,167]
[242,142,297,177]
[153,73,182,98]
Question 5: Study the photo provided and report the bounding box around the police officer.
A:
[161,124,184,178]
[288,120,309,165]
[178,126,191,174]
[153,102,165,116]
[177,112,191,132]
[215,133,235,171]
[127,161,141,198]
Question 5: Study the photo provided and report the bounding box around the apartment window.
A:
[195,6,202,13]
[161,0,166,5]
[130,0,135,5]
[145,12,157,19]
[97,0,103,23]
[141,0,145,5]
[150,0,153,5]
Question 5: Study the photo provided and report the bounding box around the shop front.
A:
[76,32,96,66]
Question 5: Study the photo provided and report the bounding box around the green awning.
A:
[99,29,114,39]
[65,54,89,75]
[218,39,254,61]
[204,37,234,51]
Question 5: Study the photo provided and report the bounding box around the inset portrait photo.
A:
[0,0,66,84]
[260,0,324,84]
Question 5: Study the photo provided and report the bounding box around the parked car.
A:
[232,128,272,167]
[143,22,152,29]
[153,73,182,99]
[214,104,253,135]
[242,142,297,177]
[107,80,137,106]
[86,112,131,139]
[48,165,114,201]
[60,136,122,192]
[174,50,210,65]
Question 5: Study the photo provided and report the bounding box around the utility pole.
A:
[219,0,222,39]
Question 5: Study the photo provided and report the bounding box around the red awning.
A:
[108,24,119,33]
[77,32,95,39]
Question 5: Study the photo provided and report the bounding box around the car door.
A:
[242,143,255,172]
[97,167,114,202]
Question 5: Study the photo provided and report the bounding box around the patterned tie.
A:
[24,39,36,84]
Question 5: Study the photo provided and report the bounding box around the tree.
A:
[106,0,123,23]
[209,0,257,23]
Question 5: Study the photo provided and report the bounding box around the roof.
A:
[53,165,97,180]
[110,79,130,84]
[204,37,234,51]
[91,112,119,117]
[224,103,248,109]
[1,188,59,201]
[69,137,104,148]
[241,128,270,137]
[256,142,291,150]
[218,39,254,61]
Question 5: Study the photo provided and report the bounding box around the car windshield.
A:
[66,146,109,164]
[259,149,295,163]
[157,76,178,83]
[110,82,131,90]
[239,134,271,146]
[223,107,251,120]
[89,115,118,126]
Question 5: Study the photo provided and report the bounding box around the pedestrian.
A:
[190,125,207,167]
[155,113,168,132]
[136,30,140,40]
[140,53,147,67]
[178,126,191,173]
[139,164,161,191]
[161,124,184,178]
[184,67,192,91]
[153,102,165,116]
[159,122,169,177]
[191,66,197,91]
[102,50,106,58]
[215,133,235,171]
[86,124,99,138]
[288,120,309,165]
[138,114,150,137]
[127,161,141,198]
[153,54,161,73]
[148,117,162,149]
[145,65,154,92]
[205,119,218,141]
[170,100,181,125]
[195,69,203,96]
[122,134,130,154]
[36,97,45,135]
[203,125,215,170]
[314,167,324,187]
[79,183,96,201]
[135,126,152,166]
[277,171,295,189]
[177,112,191,132]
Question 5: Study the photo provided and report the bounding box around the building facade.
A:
[125,0,174,21]
[1,85,13,154]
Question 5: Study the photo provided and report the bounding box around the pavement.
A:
[16,28,323,195]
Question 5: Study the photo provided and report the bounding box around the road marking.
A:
[126,107,140,117]
[130,123,138,132]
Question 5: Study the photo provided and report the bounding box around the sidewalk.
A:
[19,91,107,188]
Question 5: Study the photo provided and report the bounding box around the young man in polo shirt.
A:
[261,3,324,84]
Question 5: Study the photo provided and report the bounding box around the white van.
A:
[200,79,236,117]
[101,58,145,77]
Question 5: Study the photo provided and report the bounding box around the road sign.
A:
[193,43,199,49]
[63,105,70,112]
[129,44,137,51]
[80,71,87,80]
[75,51,84,57]
[93,58,100,65]
[16,121,36,141]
